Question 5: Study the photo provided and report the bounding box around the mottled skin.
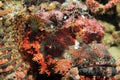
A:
[21,1,120,80]
[1,0,119,80]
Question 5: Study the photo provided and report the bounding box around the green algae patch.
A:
[108,46,120,60]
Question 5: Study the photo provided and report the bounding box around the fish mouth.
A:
[79,61,116,68]
[78,61,117,77]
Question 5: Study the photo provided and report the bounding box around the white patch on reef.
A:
[81,15,85,18]
[63,52,72,60]
[50,25,54,28]
[74,40,79,49]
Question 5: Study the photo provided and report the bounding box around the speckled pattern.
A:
[0,21,30,80]
[0,0,120,80]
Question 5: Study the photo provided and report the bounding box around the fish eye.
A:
[63,14,69,20]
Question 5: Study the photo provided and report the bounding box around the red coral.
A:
[86,0,101,13]
[86,0,120,13]
[22,38,49,75]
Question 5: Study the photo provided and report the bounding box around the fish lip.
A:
[78,62,117,77]
[78,62,116,69]
[84,63,116,68]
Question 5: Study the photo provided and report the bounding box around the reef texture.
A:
[0,13,30,79]
[86,0,120,14]
[0,0,120,80]
[21,0,120,80]
[0,1,31,80]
